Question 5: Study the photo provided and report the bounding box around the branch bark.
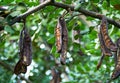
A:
[51,2,120,28]
[8,0,51,25]
[0,60,32,83]
[5,0,120,29]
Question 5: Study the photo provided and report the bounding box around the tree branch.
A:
[0,60,32,83]
[51,2,120,28]
[7,0,120,28]
[8,0,51,25]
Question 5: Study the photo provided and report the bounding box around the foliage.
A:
[0,0,120,83]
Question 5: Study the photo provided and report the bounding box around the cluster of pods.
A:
[97,16,120,80]
[14,15,120,81]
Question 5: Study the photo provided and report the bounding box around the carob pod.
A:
[14,29,27,75]
[97,32,112,70]
[60,17,68,65]
[14,19,32,75]
[55,17,68,65]
[97,15,117,70]
[21,24,32,66]
[55,17,62,53]
[100,16,117,52]
[111,38,120,80]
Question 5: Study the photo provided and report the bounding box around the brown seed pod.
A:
[55,17,62,53]
[21,27,32,66]
[59,17,68,65]
[97,33,112,70]
[55,16,68,65]
[20,25,32,66]
[111,38,120,80]
[14,60,27,75]
[100,16,117,52]
[14,19,32,75]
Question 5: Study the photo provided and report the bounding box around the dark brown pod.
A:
[21,27,32,66]
[14,60,27,75]
[59,17,68,65]
[100,16,117,52]
[97,32,112,70]
[111,38,120,80]
[14,20,32,75]
[55,17,62,53]
[98,33,112,56]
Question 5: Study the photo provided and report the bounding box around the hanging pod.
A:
[97,32,112,70]
[100,16,117,52]
[21,26,32,66]
[96,16,115,70]
[55,16,68,64]
[14,19,32,75]
[55,17,63,53]
[60,17,68,65]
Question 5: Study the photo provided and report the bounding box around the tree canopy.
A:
[0,0,120,83]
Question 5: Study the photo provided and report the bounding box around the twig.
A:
[2,0,120,30]
[51,2,120,28]
[8,0,51,25]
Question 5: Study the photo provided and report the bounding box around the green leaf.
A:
[73,42,81,52]
[50,45,56,54]
[9,36,19,40]
[4,25,14,34]
[10,11,21,17]
[111,0,120,5]
[47,36,55,44]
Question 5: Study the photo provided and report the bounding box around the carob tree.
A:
[1,0,120,82]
